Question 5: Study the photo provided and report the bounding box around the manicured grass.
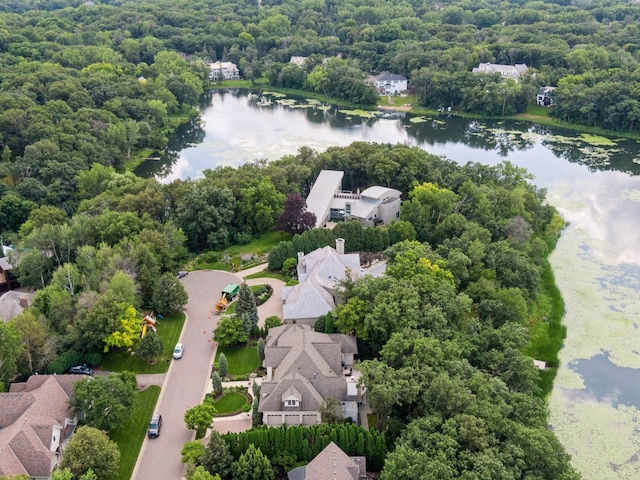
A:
[192,231,291,271]
[377,94,417,108]
[224,302,237,315]
[215,345,260,376]
[525,263,565,397]
[244,270,288,282]
[101,312,185,374]
[214,392,248,414]
[109,386,161,480]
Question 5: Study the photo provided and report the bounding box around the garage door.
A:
[303,414,318,425]
[285,414,301,425]
[267,415,283,426]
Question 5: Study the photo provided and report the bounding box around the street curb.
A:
[130,310,188,480]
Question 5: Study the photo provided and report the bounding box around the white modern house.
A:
[281,238,362,326]
[368,72,408,94]
[259,324,363,427]
[536,86,556,106]
[472,63,529,82]
[208,61,241,80]
[306,170,402,228]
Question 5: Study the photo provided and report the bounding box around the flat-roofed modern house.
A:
[306,170,402,228]
[208,61,240,80]
[281,238,362,326]
[288,441,367,480]
[0,375,83,479]
[259,324,363,427]
[472,63,529,83]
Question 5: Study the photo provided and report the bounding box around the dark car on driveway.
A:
[148,414,162,438]
[69,364,93,375]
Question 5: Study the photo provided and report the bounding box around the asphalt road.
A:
[132,270,241,480]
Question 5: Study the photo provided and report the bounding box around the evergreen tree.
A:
[211,371,223,396]
[136,330,163,364]
[218,353,228,378]
[256,338,265,361]
[252,398,261,427]
[235,283,258,332]
[232,444,275,480]
[201,431,234,479]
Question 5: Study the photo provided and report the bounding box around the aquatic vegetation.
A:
[276,99,298,106]
[409,116,428,123]
[580,134,618,146]
[338,109,377,118]
[262,91,287,98]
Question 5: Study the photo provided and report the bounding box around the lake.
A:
[137,89,640,479]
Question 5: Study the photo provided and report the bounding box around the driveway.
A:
[133,270,241,480]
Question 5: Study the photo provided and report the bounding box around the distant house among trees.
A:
[287,441,367,480]
[472,63,529,82]
[281,239,362,325]
[289,56,308,67]
[306,170,402,228]
[537,86,557,106]
[259,324,363,427]
[208,61,241,80]
[0,375,83,478]
[368,72,408,94]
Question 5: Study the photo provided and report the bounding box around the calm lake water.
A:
[137,90,640,479]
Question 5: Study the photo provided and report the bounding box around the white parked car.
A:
[173,343,184,359]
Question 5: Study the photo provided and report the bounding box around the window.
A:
[285,399,299,407]
[345,203,351,215]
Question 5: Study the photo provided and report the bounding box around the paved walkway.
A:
[236,262,285,325]
[209,378,264,435]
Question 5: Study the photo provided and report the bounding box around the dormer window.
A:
[283,394,300,407]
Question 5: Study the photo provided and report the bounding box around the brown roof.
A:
[0,375,80,477]
[304,442,366,480]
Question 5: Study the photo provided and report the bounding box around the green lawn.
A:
[214,392,248,414]
[243,270,288,282]
[109,386,161,480]
[101,312,185,374]
[215,345,260,376]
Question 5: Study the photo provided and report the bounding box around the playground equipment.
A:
[215,283,240,312]
[141,314,158,337]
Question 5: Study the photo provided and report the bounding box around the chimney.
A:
[297,252,306,272]
[335,238,345,255]
[19,296,29,309]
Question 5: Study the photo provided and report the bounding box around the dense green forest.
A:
[2,0,640,133]
[0,0,596,477]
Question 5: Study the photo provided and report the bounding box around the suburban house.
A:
[288,441,367,480]
[0,375,83,479]
[536,86,557,106]
[472,63,529,82]
[368,72,408,94]
[281,239,362,325]
[208,61,240,81]
[289,56,308,67]
[0,290,34,324]
[306,170,402,228]
[258,324,363,427]
[0,251,19,292]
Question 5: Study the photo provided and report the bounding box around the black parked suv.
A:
[148,414,162,438]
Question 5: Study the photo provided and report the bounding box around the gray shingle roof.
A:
[260,325,358,414]
[0,375,80,478]
[303,441,366,480]
[0,291,34,324]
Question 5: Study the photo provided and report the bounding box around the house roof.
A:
[288,441,366,480]
[290,56,307,67]
[537,86,556,95]
[260,324,357,413]
[0,291,35,324]
[375,72,407,82]
[0,257,12,272]
[283,246,362,322]
[360,186,401,201]
[306,170,344,228]
[0,375,80,478]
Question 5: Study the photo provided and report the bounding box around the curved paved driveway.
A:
[133,270,241,480]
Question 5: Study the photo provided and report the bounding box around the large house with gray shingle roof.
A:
[258,324,363,426]
[0,375,82,479]
[281,239,362,326]
[288,441,367,480]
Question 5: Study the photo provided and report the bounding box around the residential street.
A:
[132,265,282,479]
[132,269,240,480]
